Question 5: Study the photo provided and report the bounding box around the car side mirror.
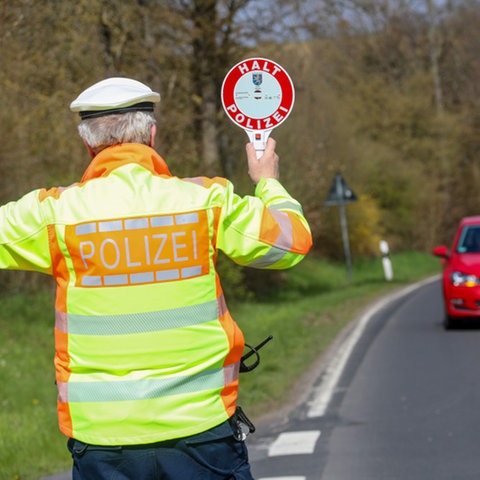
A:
[432,245,449,258]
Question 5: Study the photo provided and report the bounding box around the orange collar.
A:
[81,143,172,182]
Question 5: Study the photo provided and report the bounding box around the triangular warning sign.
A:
[324,173,357,206]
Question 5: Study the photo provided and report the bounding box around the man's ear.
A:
[82,138,96,159]
[150,125,157,147]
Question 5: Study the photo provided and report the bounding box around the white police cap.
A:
[70,77,161,119]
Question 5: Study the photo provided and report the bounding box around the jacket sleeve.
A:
[0,190,52,274]
[216,178,312,269]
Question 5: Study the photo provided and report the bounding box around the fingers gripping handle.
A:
[246,129,272,159]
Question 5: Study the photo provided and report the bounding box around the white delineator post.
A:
[379,240,393,281]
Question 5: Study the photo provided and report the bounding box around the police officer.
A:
[0,77,312,479]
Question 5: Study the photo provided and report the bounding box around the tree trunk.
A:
[191,0,221,176]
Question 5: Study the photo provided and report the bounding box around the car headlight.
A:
[451,271,480,287]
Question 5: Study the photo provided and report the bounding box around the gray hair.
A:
[78,111,156,154]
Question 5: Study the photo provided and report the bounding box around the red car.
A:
[433,216,480,329]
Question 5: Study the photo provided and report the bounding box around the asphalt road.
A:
[248,277,480,480]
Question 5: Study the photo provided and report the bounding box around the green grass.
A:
[0,251,440,480]
[0,290,68,480]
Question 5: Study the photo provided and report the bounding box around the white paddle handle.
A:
[246,129,272,158]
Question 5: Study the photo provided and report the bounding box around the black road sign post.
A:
[325,173,357,283]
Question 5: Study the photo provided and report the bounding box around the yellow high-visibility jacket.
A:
[0,143,312,445]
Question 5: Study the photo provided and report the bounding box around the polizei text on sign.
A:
[221,58,295,131]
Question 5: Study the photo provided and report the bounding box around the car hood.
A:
[451,253,480,271]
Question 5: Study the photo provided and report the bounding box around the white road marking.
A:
[257,477,306,480]
[268,430,321,456]
[306,277,438,418]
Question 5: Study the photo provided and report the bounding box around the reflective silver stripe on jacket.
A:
[57,363,239,403]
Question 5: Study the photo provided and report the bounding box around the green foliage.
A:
[0,290,70,480]
[347,194,384,257]
[1,0,480,286]
[319,193,384,260]
[260,5,480,258]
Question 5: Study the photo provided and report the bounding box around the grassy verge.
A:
[0,251,440,479]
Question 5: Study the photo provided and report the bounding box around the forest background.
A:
[0,0,479,295]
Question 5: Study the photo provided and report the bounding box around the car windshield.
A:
[457,225,480,253]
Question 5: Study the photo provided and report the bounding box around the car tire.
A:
[443,314,458,330]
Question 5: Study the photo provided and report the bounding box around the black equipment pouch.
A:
[230,406,256,441]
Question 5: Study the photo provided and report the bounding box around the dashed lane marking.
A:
[268,430,321,456]
[258,477,306,480]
